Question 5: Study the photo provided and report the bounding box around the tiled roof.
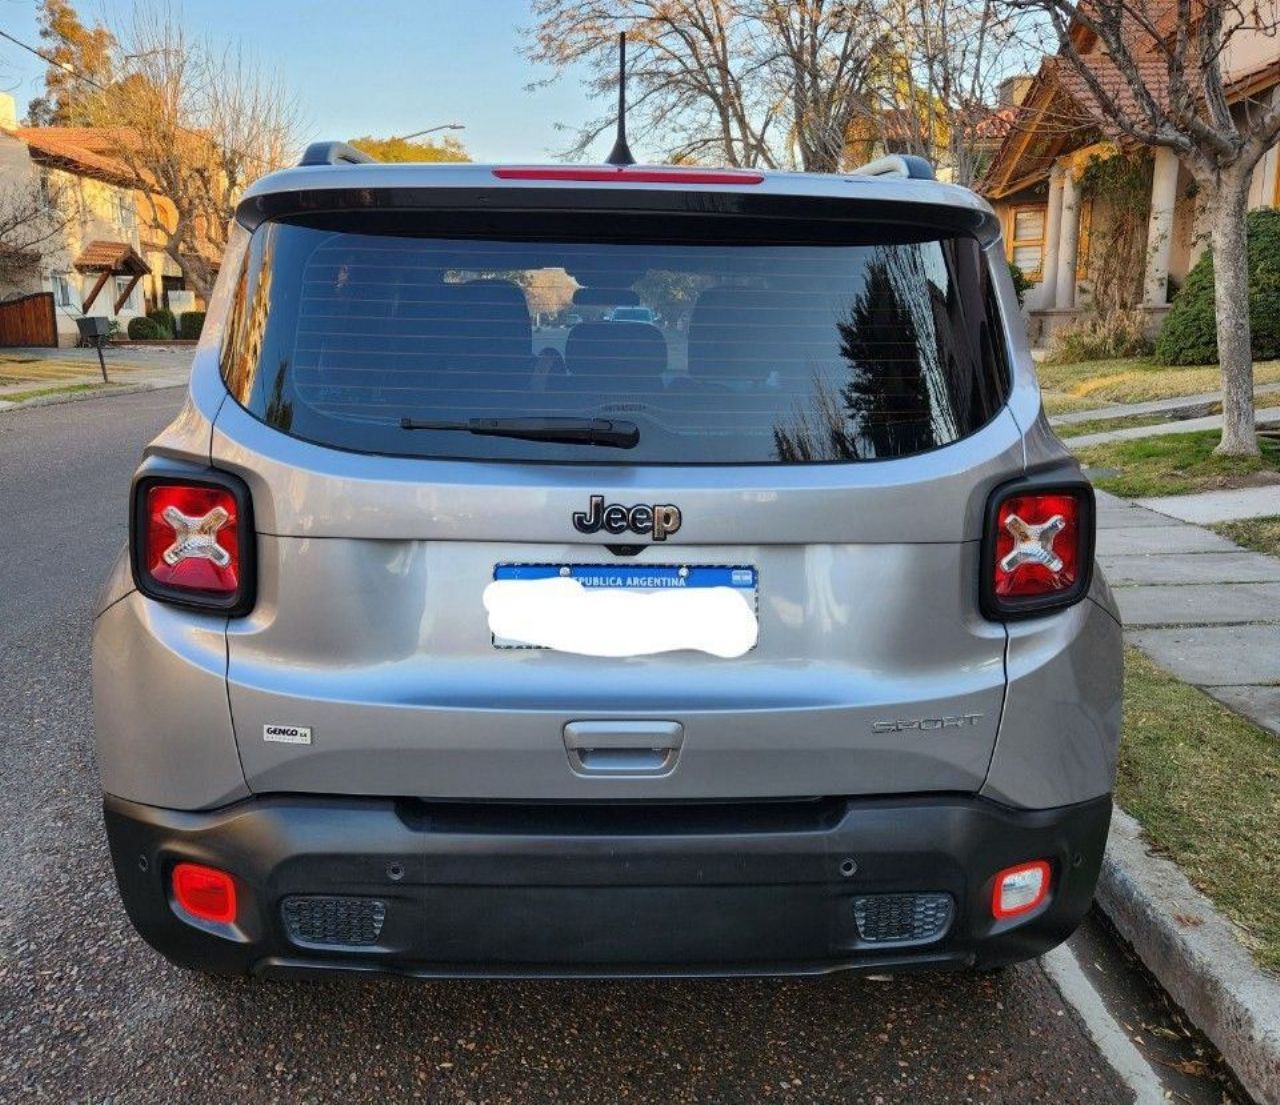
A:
[1046,53,1174,137]
[972,106,1017,142]
[74,240,150,275]
[6,127,137,187]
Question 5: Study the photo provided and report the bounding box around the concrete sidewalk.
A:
[1135,485,1280,523]
[1050,381,1280,426]
[1099,490,1280,736]
[1067,405,1280,447]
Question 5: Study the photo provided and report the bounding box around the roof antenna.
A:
[605,31,636,166]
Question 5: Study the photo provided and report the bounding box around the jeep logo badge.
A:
[572,494,682,541]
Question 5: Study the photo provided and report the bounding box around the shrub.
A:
[1154,206,1280,365]
[127,315,165,340]
[1008,261,1033,307]
[1046,308,1153,364]
[178,310,205,340]
[147,307,176,338]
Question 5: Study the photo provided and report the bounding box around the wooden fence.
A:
[0,293,58,347]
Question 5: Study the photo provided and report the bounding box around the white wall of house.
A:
[1221,2,1280,81]
[0,92,154,345]
[0,132,45,302]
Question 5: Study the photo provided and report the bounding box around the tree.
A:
[0,175,75,290]
[76,4,299,300]
[349,135,471,163]
[1007,0,1279,455]
[26,0,114,126]
[865,0,1033,185]
[526,0,884,172]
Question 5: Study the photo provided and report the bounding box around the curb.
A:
[1096,808,1280,1105]
[0,378,185,414]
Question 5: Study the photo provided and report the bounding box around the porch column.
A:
[1143,147,1180,306]
[1054,169,1081,309]
[1039,164,1065,308]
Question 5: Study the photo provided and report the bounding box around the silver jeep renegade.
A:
[92,146,1121,978]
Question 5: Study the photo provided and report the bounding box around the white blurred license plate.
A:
[485,564,759,657]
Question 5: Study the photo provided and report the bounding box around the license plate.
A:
[487,564,758,656]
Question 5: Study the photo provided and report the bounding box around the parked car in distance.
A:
[606,305,656,324]
[93,146,1120,979]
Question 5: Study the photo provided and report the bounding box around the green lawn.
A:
[1119,648,1280,972]
[1210,515,1280,559]
[1038,357,1280,415]
[1072,430,1280,497]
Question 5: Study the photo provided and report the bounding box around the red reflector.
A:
[172,863,237,924]
[993,492,1082,599]
[992,860,1051,919]
[145,484,240,595]
[492,166,765,184]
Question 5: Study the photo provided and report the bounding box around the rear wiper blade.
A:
[399,416,639,449]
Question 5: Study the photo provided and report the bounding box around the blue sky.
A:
[0,0,605,162]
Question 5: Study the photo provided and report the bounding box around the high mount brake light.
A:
[492,166,765,185]
[130,473,255,615]
[981,481,1094,620]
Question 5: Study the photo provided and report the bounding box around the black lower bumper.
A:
[103,792,1111,978]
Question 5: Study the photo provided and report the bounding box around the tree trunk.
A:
[169,244,215,304]
[1207,172,1259,457]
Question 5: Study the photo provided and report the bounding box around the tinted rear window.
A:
[220,222,1011,464]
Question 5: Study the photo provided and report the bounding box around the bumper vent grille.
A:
[852,893,954,946]
[281,895,387,949]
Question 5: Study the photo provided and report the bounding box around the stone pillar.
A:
[1143,147,1180,307]
[1039,165,1065,309]
[1054,169,1081,310]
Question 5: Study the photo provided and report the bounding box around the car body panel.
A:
[95,169,1120,814]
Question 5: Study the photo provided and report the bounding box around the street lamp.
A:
[396,123,466,142]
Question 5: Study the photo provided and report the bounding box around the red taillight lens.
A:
[131,473,255,614]
[992,860,1051,920]
[982,483,1093,619]
[145,484,240,594]
[994,492,1081,598]
[172,862,237,924]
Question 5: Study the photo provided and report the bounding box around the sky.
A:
[0,0,607,162]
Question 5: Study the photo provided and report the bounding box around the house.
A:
[0,92,219,346]
[978,5,1280,344]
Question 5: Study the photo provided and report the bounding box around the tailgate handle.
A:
[563,720,684,776]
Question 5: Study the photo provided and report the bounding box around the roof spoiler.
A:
[850,154,935,181]
[298,141,376,167]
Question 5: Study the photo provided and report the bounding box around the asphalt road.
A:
[0,389,1236,1104]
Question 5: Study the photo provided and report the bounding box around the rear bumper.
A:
[104,791,1111,978]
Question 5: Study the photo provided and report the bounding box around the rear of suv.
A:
[92,148,1121,978]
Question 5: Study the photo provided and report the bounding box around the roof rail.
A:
[298,141,376,167]
[849,154,936,181]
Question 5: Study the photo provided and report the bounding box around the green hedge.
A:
[147,307,176,338]
[127,315,165,340]
[178,310,205,340]
[1155,206,1280,365]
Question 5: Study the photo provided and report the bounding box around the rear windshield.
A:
[219,221,1011,464]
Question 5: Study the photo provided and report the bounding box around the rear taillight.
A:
[130,472,255,615]
[981,479,1094,619]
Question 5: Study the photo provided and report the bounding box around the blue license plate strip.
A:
[491,563,758,650]
[494,563,757,592]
